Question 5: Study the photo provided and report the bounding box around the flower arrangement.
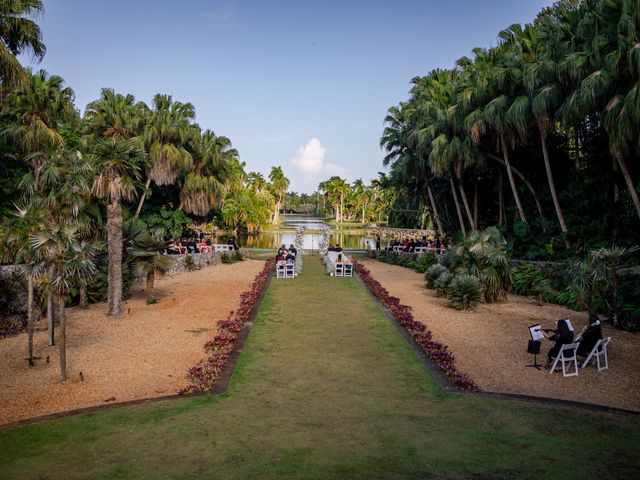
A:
[354,261,479,391]
[294,226,305,251]
[179,259,275,393]
[318,227,331,252]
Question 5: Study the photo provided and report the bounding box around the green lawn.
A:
[1,256,638,479]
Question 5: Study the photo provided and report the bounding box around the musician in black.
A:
[541,319,574,368]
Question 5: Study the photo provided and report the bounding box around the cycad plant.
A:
[448,273,483,310]
[447,227,512,302]
[425,264,449,289]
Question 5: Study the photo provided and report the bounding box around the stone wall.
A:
[165,252,222,275]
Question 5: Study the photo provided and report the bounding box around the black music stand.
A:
[526,340,542,370]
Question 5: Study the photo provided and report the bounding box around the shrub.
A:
[434,271,454,297]
[425,264,449,289]
[414,251,438,273]
[448,274,483,310]
[512,263,557,303]
[184,254,197,270]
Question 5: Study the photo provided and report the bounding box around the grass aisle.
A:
[1,256,639,479]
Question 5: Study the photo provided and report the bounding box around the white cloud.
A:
[291,138,347,192]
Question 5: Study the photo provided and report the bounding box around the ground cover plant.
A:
[1,256,639,479]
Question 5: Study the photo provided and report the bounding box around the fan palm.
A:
[90,136,147,316]
[0,0,45,94]
[129,231,172,300]
[134,94,195,216]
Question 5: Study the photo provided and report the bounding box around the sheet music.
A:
[529,324,544,341]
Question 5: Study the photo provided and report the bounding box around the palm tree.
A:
[134,94,195,217]
[129,231,172,301]
[180,129,236,216]
[90,137,147,316]
[268,166,289,224]
[0,0,45,94]
[83,88,144,140]
[501,23,571,247]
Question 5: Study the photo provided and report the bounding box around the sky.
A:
[25,0,551,193]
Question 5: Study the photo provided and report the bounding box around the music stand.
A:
[526,340,542,370]
[527,324,544,370]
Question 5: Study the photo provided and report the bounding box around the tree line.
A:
[380,0,640,258]
[0,1,293,380]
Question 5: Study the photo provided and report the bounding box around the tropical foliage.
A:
[380,0,640,257]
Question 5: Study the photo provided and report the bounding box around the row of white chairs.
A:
[390,245,444,254]
[550,337,611,377]
[324,251,353,277]
[276,261,296,279]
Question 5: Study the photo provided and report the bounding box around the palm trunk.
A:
[498,172,504,226]
[473,176,478,229]
[540,128,570,249]
[47,267,54,346]
[27,274,34,366]
[457,177,476,231]
[146,271,155,299]
[134,176,152,218]
[79,279,88,308]
[362,204,365,223]
[427,183,444,237]
[340,194,344,223]
[107,201,123,316]
[488,150,544,221]
[616,154,640,221]
[450,177,467,236]
[57,291,67,381]
[500,133,527,223]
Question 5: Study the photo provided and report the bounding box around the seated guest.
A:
[337,253,343,263]
[227,237,239,250]
[276,251,285,262]
[166,241,180,255]
[542,319,575,369]
[286,250,296,261]
[289,244,297,255]
[334,244,343,252]
[576,313,603,358]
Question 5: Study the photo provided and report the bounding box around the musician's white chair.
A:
[550,342,580,377]
[276,262,286,279]
[581,337,611,371]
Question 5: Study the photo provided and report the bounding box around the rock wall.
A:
[166,252,222,275]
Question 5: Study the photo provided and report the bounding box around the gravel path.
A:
[363,259,640,411]
[0,259,265,425]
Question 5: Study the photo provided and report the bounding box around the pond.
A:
[214,215,374,250]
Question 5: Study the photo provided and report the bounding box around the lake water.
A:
[215,215,374,250]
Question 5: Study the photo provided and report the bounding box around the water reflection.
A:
[213,216,373,250]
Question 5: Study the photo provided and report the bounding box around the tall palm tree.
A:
[0,0,45,94]
[268,166,289,224]
[180,129,235,216]
[90,137,147,316]
[83,88,144,140]
[134,94,195,217]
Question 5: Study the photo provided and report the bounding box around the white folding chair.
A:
[285,263,295,278]
[344,264,353,277]
[276,263,286,279]
[581,337,611,371]
[334,263,343,277]
[549,342,580,377]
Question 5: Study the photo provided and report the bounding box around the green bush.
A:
[414,251,438,273]
[448,274,483,310]
[434,271,454,297]
[184,254,197,270]
[425,264,449,289]
[512,263,557,302]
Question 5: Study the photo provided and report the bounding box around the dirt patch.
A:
[0,260,265,425]
[363,260,640,412]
